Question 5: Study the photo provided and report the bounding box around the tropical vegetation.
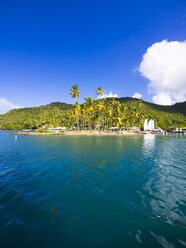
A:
[0,85,186,131]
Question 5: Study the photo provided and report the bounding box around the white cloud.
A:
[132,92,143,99]
[98,91,118,99]
[139,40,186,105]
[0,98,21,114]
[152,92,172,105]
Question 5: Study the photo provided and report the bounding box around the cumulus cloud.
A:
[98,91,118,99]
[132,92,143,99]
[139,40,186,105]
[0,98,21,114]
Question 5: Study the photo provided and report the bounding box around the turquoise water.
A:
[0,131,186,248]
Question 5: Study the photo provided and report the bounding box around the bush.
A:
[60,130,64,135]
[38,127,47,133]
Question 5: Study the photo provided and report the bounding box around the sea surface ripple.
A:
[0,131,186,248]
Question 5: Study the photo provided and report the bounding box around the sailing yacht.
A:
[143,119,155,133]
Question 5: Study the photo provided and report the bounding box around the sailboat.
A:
[147,119,151,130]
[152,119,155,130]
[148,119,154,130]
[143,119,155,133]
[144,119,148,131]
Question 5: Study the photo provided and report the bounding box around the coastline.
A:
[64,130,139,136]
[11,130,140,136]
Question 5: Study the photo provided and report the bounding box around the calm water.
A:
[0,131,186,248]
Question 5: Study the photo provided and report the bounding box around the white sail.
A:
[151,119,155,130]
[146,119,155,130]
[144,119,148,131]
[147,119,151,130]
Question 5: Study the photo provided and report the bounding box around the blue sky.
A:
[0,0,186,111]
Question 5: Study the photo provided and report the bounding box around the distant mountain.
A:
[11,101,72,112]
[117,97,186,115]
[3,98,186,115]
[171,101,186,115]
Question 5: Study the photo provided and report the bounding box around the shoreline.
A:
[64,131,139,136]
[11,130,140,136]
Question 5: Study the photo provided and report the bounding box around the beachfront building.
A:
[169,126,182,133]
[46,127,66,132]
[129,126,140,132]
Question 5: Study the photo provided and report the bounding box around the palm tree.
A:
[96,87,105,98]
[70,84,81,129]
[72,102,81,130]
[70,84,80,100]
[84,97,95,130]
[95,87,105,129]
[95,98,106,129]
[113,117,123,128]
[84,96,93,106]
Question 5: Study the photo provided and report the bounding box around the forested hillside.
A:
[0,98,185,130]
[118,97,186,115]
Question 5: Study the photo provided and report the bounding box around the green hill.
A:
[0,101,72,130]
[0,98,185,130]
[117,97,186,115]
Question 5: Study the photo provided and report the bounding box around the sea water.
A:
[0,131,186,247]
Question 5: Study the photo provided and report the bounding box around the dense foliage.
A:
[0,96,185,131]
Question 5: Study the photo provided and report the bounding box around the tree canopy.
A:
[0,95,185,131]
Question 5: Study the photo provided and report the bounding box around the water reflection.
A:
[151,231,175,248]
[143,136,186,227]
[143,134,155,151]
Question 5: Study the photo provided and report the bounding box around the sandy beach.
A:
[12,130,140,136]
[64,130,138,136]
